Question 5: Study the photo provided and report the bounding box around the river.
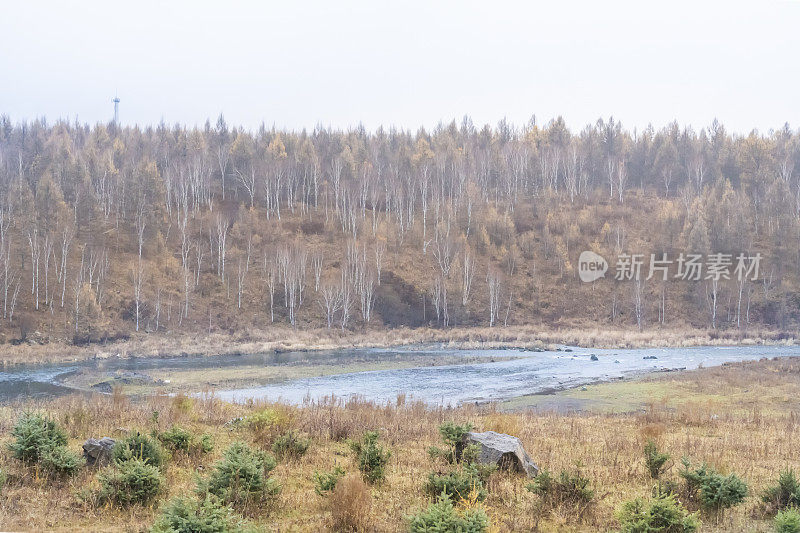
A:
[1,344,798,406]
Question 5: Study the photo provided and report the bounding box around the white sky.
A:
[1,0,798,134]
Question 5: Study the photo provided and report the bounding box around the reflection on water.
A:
[2,344,799,406]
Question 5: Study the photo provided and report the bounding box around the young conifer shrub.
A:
[9,413,68,462]
[201,442,280,508]
[349,431,391,484]
[98,457,164,506]
[408,493,489,533]
[151,495,246,533]
[679,458,747,512]
[616,493,699,533]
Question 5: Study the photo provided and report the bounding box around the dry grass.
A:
[1,359,799,531]
[330,474,372,532]
[0,324,795,366]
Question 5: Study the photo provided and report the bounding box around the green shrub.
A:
[776,508,800,533]
[9,413,68,462]
[763,470,800,513]
[157,426,213,456]
[526,468,594,507]
[349,431,391,484]
[272,431,310,461]
[98,458,164,506]
[198,434,214,454]
[246,407,294,441]
[41,445,84,477]
[113,431,166,468]
[313,466,346,496]
[644,440,670,480]
[151,495,246,533]
[680,458,747,512]
[616,493,700,533]
[424,464,488,502]
[427,422,473,464]
[159,425,193,453]
[408,493,489,533]
[201,442,279,507]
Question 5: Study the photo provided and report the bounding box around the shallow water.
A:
[214,345,800,405]
[3,343,797,406]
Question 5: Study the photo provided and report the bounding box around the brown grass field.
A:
[1,356,800,531]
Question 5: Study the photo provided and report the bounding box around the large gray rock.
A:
[464,431,539,477]
[82,437,116,467]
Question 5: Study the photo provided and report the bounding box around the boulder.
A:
[82,437,116,467]
[463,431,539,477]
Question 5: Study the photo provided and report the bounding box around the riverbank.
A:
[1,357,799,531]
[1,324,795,366]
[503,356,800,415]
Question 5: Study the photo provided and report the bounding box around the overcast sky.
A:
[1,1,798,134]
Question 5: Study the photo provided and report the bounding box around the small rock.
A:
[224,416,246,428]
[91,381,113,394]
[463,431,539,477]
[643,355,658,360]
[590,354,599,361]
[82,437,116,467]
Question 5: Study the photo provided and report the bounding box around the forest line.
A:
[0,115,798,344]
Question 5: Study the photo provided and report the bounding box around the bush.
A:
[313,466,346,496]
[427,422,473,464]
[526,468,594,507]
[113,431,166,468]
[329,474,371,532]
[41,445,84,477]
[680,459,747,511]
[246,407,294,442]
[349,431,391,484]
[202,442,279,508]
[776,508,800,533]
[424,465,488,502]
[616,493,700,533]
[151,495,246,533]
[763,470,800,514]
[98,458,164,506]
[644,440,670,480]
[158,426,214,456]
[272,431,310,461]
[408,493,489,533]
[198,434,214,454]
[159,425,193,453]
[9,413,68,462]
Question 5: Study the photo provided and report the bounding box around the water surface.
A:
[2,344,798,406]
[215,345,800,405]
